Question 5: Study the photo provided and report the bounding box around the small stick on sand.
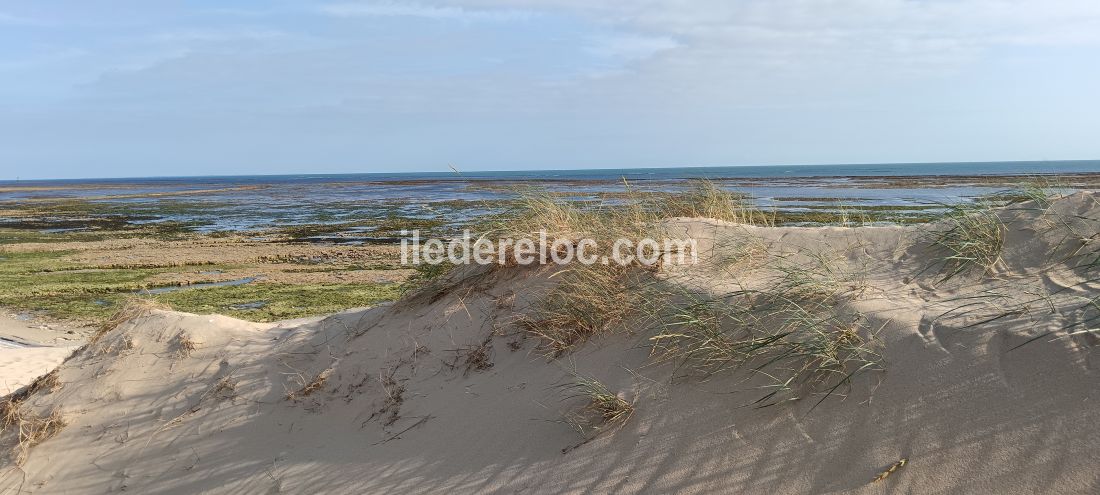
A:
[872,458,908,483]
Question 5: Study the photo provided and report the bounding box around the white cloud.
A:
[586,34,680,61]
[436,0,1100,68]
[320,2,535,22]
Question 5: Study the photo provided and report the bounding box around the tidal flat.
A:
[2,171,1097,329]
[0,234,409,326]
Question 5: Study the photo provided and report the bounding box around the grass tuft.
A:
[665,180,773,225]
[491,179,768,249]
[13,408,66,465]
[2,370,65,436]
[32,370,62,396]
[457,341,494,376]
[0,398,21,434]
[649,288,882,408]
[518,264,645,356]
[174,333,199,358]
[922,201,1005,283]
[560,375,635,438]
[768,249,863,301]
[991,178,1061,209]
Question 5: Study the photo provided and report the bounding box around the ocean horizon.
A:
[3,159,1100,185]
[5,159,1100,234]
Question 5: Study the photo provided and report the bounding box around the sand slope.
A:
[3,194,1100,494]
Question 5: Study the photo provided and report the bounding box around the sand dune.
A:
[3,193,1100,494]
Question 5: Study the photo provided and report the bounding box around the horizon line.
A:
[3,158,1099,183]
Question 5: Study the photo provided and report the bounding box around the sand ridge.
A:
[2,193,1100,493]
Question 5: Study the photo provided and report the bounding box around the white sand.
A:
[2,193,1100,493]
[0,314,83,395]
[0,313,87,347]
[0,347,76,396]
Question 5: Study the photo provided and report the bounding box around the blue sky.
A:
[1,0,1099,179]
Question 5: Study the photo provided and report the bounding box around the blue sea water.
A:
[2,160,1098,233]
[5,160,1099,187]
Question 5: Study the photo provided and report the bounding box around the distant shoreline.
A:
[4,171,1100,235]
[4,159,1100,184]
[5,171,1100,191]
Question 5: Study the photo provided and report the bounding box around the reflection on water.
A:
[3,161,1099,234]
[137,277,257,295]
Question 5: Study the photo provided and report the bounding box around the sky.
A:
[1,0,1099,179]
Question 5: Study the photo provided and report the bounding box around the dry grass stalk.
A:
[459,342,494,376]
[518,264,645,356]
[664,180,774,226]
[494,180,772,249]
[561,376,635,438]
[0,397,21,433]
[286,367,334,401]
[1,370,63,434]
[14,408,66,465]
[364,367,407,426]
[871,458,909,483]
[174,333,199,358]
[28,370,61,396]
[93,298,169,344]
[99,334,137,356]
[211,376,237,400]
[501,183,779,358]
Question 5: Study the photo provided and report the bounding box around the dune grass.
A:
[664,180,775,225]
[13,408,66,465]
[922,201,1006,283]
[497,181,759,354]
[989,177,1062,209]
[490,180,773,242]
[768,248,864,301]
[490,180,884,407]
[560,375,635,438]
[648,287,882,408]
[487,187,658,354]
[1,368,67,466]
[490,190,603,240]
[487,180,885,407]
[517,264,645,356]
[92,298,170,343]
[1006,183,1057,209]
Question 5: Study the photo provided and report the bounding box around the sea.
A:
[2,160,1099,233]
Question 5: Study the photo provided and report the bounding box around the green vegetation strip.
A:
[150,283,401,322]
[0,250,401,323]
